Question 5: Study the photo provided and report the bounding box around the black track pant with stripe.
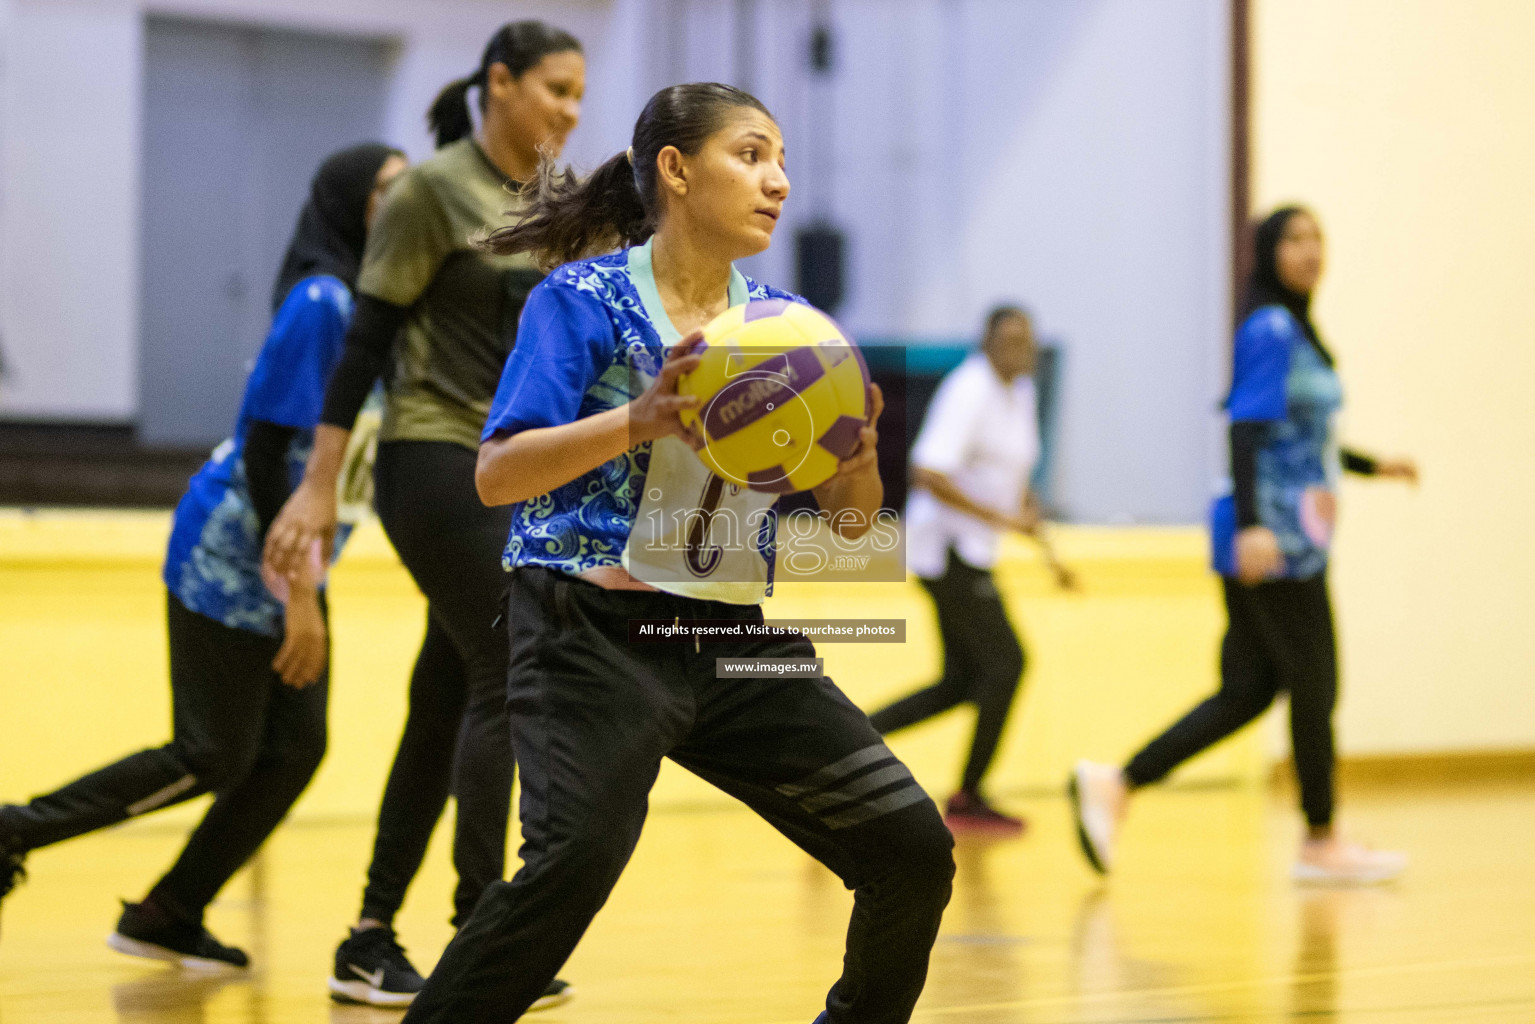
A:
[402,567,955,1024]
[0,592,328,923]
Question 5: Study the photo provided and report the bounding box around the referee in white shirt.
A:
[871,306,1066,835]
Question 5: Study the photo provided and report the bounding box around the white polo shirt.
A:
[905,352,1040,579]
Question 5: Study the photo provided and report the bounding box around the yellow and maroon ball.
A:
[677,299,870,493]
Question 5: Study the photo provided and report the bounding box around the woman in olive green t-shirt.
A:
[264,21,583,1011]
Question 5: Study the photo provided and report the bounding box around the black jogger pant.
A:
[1124,573,1338,828]
[868,548,1026,794]
[402,567,955,1024]
[362,440,515,928]
[0,593,328,923]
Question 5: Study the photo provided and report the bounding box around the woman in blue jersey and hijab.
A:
[0,143,406,965]
[1070,206,1418,886]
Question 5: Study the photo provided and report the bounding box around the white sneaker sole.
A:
[1292,862,1404,886]
[1068,764,1114,875]
[530,984,576,1012]
[328,975,418,1007]
[106,931,244,972]
[326,977,573,1010]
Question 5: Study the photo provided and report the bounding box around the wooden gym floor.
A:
[3,512,1532,1021]
[1,777,1532,1023]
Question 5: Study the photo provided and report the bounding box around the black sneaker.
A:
[0,833,26,942]
[329,926,425,1007]
[530,977,576,1012]
[108,899,249,970]
[328,926,575,1010]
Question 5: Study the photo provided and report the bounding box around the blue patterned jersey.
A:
[163,275,363,635]
[481,239,801,604]
[1210,305,1343,580]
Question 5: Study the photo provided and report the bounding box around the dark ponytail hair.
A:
[484,82,773,270]
[427,20,582,150]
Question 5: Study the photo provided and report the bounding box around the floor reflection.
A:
[328,1002,413,1024]
[1288,887,1396,1021]
[1067,883,1182,1021]
[111,971,242,1024]
[929,836,1031,1009]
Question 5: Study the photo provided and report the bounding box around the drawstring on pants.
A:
[674,613,699,655]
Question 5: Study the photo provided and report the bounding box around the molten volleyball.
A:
[677,299,870,494]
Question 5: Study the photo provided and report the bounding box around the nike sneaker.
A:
[329,926,425,1007]
[108,899,249,970]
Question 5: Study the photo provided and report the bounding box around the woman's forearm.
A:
[814,470,884,539]
[477,407,632,506]
[302,424,354,491]
[911,467,1005,528]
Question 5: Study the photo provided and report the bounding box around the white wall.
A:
[1254,0,1535,756]
[135,0,621,167]
[840,0,1231,524]
[955,1,1230,524]
[0,0,8,393]
[0,0,616,425]
[1,0,142,420]
[1,0,1231,525]
[673,0,1232,523]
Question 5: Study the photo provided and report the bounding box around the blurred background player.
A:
[1070,206,1419,885]
[0,143,406,963]
[399,82,954,1024]
[262,21,584,1010]
[869,305,1073,836]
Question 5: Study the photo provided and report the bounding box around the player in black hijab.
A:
[0,142,405,965]
[272,143,405,311]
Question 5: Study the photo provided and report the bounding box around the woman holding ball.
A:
[400,82,954,1024]
[1070,206,1418,886]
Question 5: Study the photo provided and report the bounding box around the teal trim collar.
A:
[627,238,749,345]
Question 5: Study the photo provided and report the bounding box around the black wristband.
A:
[1340,447,1380,476]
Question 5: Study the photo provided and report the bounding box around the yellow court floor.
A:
[0,512,1259,825]
[1,779,1532,1023]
